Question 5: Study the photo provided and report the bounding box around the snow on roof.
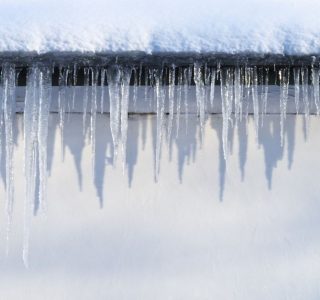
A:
[0,0,319,55]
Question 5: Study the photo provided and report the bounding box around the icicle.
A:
[312,66,320,115]
[244,67,251,120]
[58,66,69,160]
[234,66,242,124]
[251,67,259,137]
[90,68,99,170]
[82,67,90,136]
[120,67,131,170]
[72,64,77,110]
[1,63,16,256]
[183,67,190,131]
[293,68,300,114]
[107,65,121,162]
[132,67,138,111]
[301,67,310,132]
[261,67,269,126]
[210,68,216,109]
[155,69,165,181]
[279,68,289,147]
[220,68,234,160]
[176,68,183,136]
[167,65,176,140]
[100,68,106,114]
[23,65,52,267]
[194,63,206,136]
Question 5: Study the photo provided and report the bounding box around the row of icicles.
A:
[0,62,319,266]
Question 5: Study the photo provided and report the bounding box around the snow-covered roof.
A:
[0,0,319,55]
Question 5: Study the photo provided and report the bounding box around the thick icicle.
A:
[210,68,216,109]
[120,68,131,170]
[107,65,121,162]
[1,63,16,255]
[23,65,52,267]
[279,68,289,147]
[220,68,234,160]
[293,68,300,114]
[234,66,242,124]
[194,63,206,136]
[100,68,106,114]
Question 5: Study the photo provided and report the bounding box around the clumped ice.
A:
[0,61,320,265]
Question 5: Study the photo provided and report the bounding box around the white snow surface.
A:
[0,0,320,55]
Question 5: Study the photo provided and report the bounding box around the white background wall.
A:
[0,112,319,299]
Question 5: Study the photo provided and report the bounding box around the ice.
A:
[90,68,99,169]
[82,68,90,136]
[234,67,242,124]
[155,69,165,181]
[1,63,15,255]
[261,68,269,126]
[301,67,310,133]
[194,63,206,137]
[120,68,131,170]
[294,68,300,114]
[167,66,176,140]
[23,65,52,267]
[279,68,289,147]
[220,68,234,160]
[58,67,69,160]
[251,67,259,137]
[107,66,122,162]
[312,66,320,115]
[1,61,320,265]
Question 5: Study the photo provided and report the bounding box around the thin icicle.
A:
[72,64,77,110]
[234,66,242,124]
[155,69,165,181]
[120,67,131,170]
[183,67,190,131]
[1,63,16,256]
[107,65,121,162]
[90,68,99,170]
[261,67,269,126]
[301,67,310,133]
[176,68,183,136]
[167,65,176,140]
[312,66,320,115]
[82,67,90,136]
[58,66,69,160]
[251,67,259,137]
[293,68,300,114]
[279,68,289,147]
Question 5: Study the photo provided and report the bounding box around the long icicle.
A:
[1,63,16,256]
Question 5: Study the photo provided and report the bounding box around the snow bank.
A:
[0,0,320,55]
